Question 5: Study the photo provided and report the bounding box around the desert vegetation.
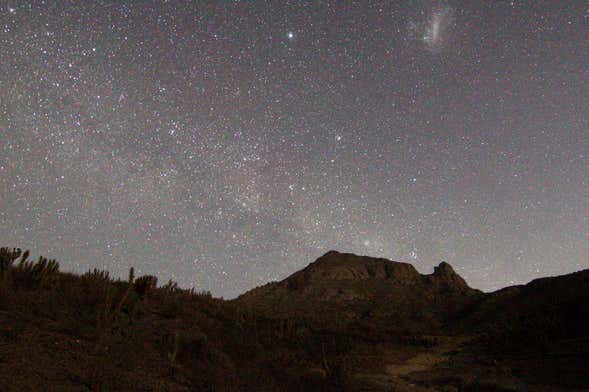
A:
[0,247,587,391]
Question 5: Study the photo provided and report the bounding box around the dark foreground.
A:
[1,247,588,391]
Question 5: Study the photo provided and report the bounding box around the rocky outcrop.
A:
[236,251,482,331]
[283,251,422,292]
[429,261,470,291]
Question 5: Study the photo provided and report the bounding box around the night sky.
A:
[1,1,587,298]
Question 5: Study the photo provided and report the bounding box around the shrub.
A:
[133,275,158,298]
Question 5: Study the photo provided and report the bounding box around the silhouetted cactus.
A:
[188,288,213,299]
[1,249,60,288]
[168,331,180,363]
[95,267,136,353]
[0,248,21,287]
[83,268,111,282]
[0,247,22,272]
[162,279,179,292]
[18,255,59,287]
[134,274,158,298]
[113,267,134,316]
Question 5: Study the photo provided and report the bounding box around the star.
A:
[1,1,587,299]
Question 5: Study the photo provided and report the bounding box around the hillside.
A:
[236,251,483,334]
[1,247,588,391]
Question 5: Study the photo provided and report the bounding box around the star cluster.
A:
[1,1,588,297]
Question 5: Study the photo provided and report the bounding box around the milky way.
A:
[1,1,588,298]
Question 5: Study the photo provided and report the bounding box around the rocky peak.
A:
[303,251,420,282]
[434,261,455,276]
[432,261,469,288]
[236,251,482,331]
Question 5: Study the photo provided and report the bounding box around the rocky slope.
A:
[237,251,483,333]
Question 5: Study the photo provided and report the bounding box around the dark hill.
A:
[460,267,589,348]
[1,247,588,391]
[237,251,482,333]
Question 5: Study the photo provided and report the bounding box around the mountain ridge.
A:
[238,250,473,294]
[1,246,588,391]
[235,251,483,334]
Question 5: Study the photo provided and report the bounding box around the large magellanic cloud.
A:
[423,3,454,52]
[408,1,455,53]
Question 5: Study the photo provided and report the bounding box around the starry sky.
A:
[1,1,588,298]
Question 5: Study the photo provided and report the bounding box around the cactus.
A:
[0,249,60,288]
[162,279,179,292]
[0,247,21,272]
[168,331,180,363]
[0,247,21,287]
[133,275,158,298]
[84,268,111,282]
[113,267,134,317]
[18,255,59,287]
[95,267,136,353]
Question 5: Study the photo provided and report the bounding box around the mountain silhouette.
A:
[1,247,587,391]
[237,251,482,334]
